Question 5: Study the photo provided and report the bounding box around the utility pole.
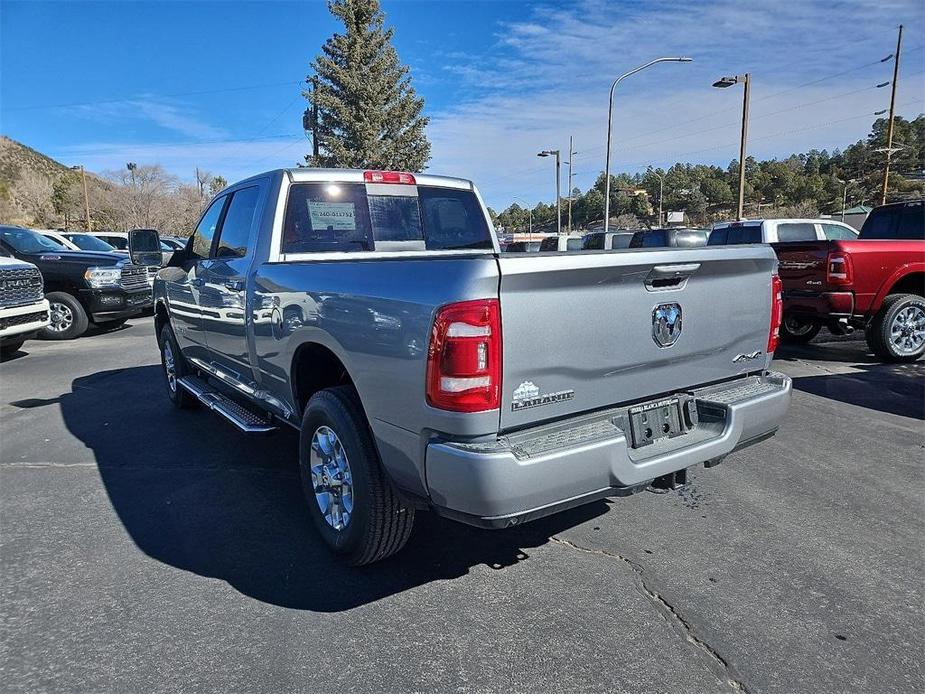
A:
[303,76,320,160]
[881,24,903,206]
[712,73,751,220]
[72,165,92,232]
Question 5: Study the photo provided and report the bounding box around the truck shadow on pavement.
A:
[60,365,608,611]
[789,361,925,419]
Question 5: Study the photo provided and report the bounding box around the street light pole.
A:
[881,24,903,205]
[713,73,751,220]
[537,149,561,235]
[604,56,692,232]
[72,165,92,232]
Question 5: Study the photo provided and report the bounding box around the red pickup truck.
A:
[774,199,924,362]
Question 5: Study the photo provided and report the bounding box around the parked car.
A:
[160,236,188,251]
[132,167,791,565]
[0,254,50,357]
[0,225,152,339]
[774,199,924,360]
[709,218,858,245]
[38,229,122,254]
[539,234,584,251]
[91,231,174,265]
[629,228,709,248]
[581,231,634,250]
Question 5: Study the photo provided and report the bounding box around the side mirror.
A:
[128,228,163,267]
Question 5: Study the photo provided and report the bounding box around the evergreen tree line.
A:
[492,115,925,232]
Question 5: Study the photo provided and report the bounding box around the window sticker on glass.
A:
[308,201,357,231]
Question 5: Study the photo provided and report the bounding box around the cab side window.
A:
[213,187,259,258]
[191,196,227,259]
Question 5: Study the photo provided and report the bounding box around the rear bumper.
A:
[0,300,50,341]
[783,290,854,320]
[425,371,791,528]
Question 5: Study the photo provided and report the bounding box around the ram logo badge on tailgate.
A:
[652,303,683,348]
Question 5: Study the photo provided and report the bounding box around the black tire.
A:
[158,324,197,408]
[779,315,822,344]
[40,292,89,340]
[866,293,925,363]
[0,338,25,358]
[299,386,414,566]
[95,318,128,331]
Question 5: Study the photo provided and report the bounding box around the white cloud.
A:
[74,98,228,140]
[425,0,925,208]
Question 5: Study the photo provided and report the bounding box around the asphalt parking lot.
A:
[1,316,923,694]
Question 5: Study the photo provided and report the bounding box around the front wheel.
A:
[866,294,925,363]
[779,315,821,343]
[158,324,197,408]
[299,386,414,566]
[40,292,89,340]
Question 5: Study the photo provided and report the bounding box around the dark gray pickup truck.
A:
[130,168,792,565]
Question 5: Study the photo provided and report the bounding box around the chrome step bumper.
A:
[178,376,277,434]
[426,371,792,528]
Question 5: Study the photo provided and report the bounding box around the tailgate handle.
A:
[645,263,700,291]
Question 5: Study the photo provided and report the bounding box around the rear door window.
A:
[708,227,728,245]
[822,223,857,240]
[896,202,925,239]
[282,183,492,253]
[776,223,817,242]
[583,233,604,250]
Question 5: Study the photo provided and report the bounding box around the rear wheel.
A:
[866,294,925,363]
[299,386,414,566]
[158,324,197,408]
[40,292,89,340]
[779,315,821,344]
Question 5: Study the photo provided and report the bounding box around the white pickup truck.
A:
[130,168,792,565]
[0,255,49,357]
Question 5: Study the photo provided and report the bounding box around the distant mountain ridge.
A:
[0,135,76,186]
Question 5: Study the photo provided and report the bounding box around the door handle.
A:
[224,280,245,291]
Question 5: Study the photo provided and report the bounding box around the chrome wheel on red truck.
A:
[866,294,925,363]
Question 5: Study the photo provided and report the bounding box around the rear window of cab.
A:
[282,183,493,254]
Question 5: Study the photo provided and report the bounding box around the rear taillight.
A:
[826,252,853,286]
[363,170,416,185]
[426,299,501,412]
[768,274,783,353]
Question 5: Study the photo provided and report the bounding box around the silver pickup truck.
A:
[129,168,792,565]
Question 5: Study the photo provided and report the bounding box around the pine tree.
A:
[304,0,430,171]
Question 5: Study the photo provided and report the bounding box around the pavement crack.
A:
[550,535,750,694]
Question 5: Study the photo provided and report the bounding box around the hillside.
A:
[0,135,75,186]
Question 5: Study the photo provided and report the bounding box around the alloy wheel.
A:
[310,425,354,531]
[48,301,74,333]
[890,305,925,355]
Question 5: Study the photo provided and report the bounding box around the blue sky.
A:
[2,0,924,209]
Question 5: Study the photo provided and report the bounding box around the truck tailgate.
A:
[497,246,778,431]
[773,241,833,291]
